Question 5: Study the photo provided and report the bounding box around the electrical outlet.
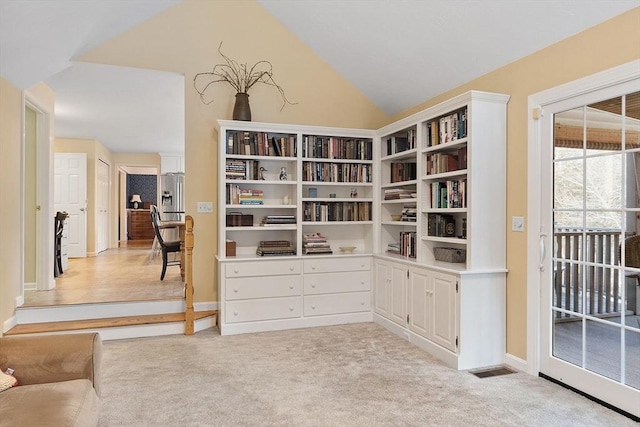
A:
[197,202,213,213]
[512,216,525,232]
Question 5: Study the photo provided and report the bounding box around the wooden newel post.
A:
[185,215,195,335]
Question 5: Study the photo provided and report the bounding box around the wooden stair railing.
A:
[185,215,195,335]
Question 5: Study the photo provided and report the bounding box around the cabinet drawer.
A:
[225,297,301,323]
[303,256,371,274]
[304,291,370,317]
[225,260,301,278]
[304,271,371,295]
[226,276,301,300]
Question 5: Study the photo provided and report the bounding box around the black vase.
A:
[232,92,251,121]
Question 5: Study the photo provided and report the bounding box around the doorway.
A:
[529,62,640,417]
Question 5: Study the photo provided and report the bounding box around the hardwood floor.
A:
[24,240,184,307]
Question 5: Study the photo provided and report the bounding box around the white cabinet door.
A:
[431,271,457,352]
[408,266,430,338]
[389,262,407,326]
[374,260,390,318]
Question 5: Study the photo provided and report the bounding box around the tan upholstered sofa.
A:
[0,333,102,427]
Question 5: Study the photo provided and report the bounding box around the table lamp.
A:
[130,194,142,209]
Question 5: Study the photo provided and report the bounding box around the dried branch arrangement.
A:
[193,42,296,111]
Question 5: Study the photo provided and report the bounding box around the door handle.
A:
[80,208,86,212]
[539,233,547,271]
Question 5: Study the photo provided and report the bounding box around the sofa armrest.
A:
[0,333,102,396]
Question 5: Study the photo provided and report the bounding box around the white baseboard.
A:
[3,315,17,334]
[15,295,24,308]
[194,301,218,311]
[505,353,529,374]
[23,282,36,291]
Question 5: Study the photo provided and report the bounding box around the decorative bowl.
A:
[390,214,402,221]
[339,246,356,253]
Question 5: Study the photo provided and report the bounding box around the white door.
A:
[408,266,430,338]
[374,260,390,318]
[389,263,407,326]
[54,153,87,258]
[97,159,110,253]
[537,82,640,417]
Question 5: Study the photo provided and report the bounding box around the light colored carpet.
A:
[99,323,636,426]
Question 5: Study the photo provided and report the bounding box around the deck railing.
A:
[554,228,630,318]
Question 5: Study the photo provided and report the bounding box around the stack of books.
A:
[238,189,264,205]
[256,240,296,256]
[260,215,296,226]
[302,233,332,255]
[384,188,414,200]
[401,205,417,222]
[386,232,416,258]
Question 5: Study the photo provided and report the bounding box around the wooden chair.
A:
[151,207,181,280]
[149,205,178,259]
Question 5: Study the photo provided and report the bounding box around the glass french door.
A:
[540,85,640,418]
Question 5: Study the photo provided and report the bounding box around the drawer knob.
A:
[233,288,238,293]
[361,301,365,305]
[289,284,294,289]
[233,268,239,274]
[289,306,294,311]
[360,280,364,285]
[311,304,316,309]
[361,264,365,268]
[311,284,316,288]
[233,311,238,316]
[289,265,294,271]
[311,265,316,270]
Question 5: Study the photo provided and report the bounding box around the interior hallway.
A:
[24,240,184,307]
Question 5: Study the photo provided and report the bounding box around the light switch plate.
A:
[197,201,213,213]
[512,216,525,232]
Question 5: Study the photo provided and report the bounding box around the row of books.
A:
[387,231,416,258]
[227,131,296,157]
[226,185,264,205]
[384,188,416,200]
[427,214,457,237]
[302,136,372,161]
[425,147,467,175]
[256,240,296,257]
[303,201,372,222]
[427,108,468,147]
[429,179,467,209]
[260,215,296,226]
[302,232,332,255]
[390,162,417,183]
[385,129,417,156]
[302,162,372,183]
[225,159,261,180]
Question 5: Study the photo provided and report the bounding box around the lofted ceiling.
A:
[0,0,638,154]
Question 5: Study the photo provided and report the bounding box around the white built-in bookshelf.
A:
[216,91,510,370]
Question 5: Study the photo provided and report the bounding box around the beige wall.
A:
[390,7,640,358]
[76,1,640,358]
[78,0,389,304]
[0,77,24,333]
[1,1,638,357]
[1,80,55,332]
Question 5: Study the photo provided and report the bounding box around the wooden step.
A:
[5,310,217,336]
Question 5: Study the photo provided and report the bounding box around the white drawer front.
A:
[225,260,301,278]
[226,276,301,300]
[303,256,371,274]
[303,291,371,317]
[225,297,301,323]
[304,271,371,295]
